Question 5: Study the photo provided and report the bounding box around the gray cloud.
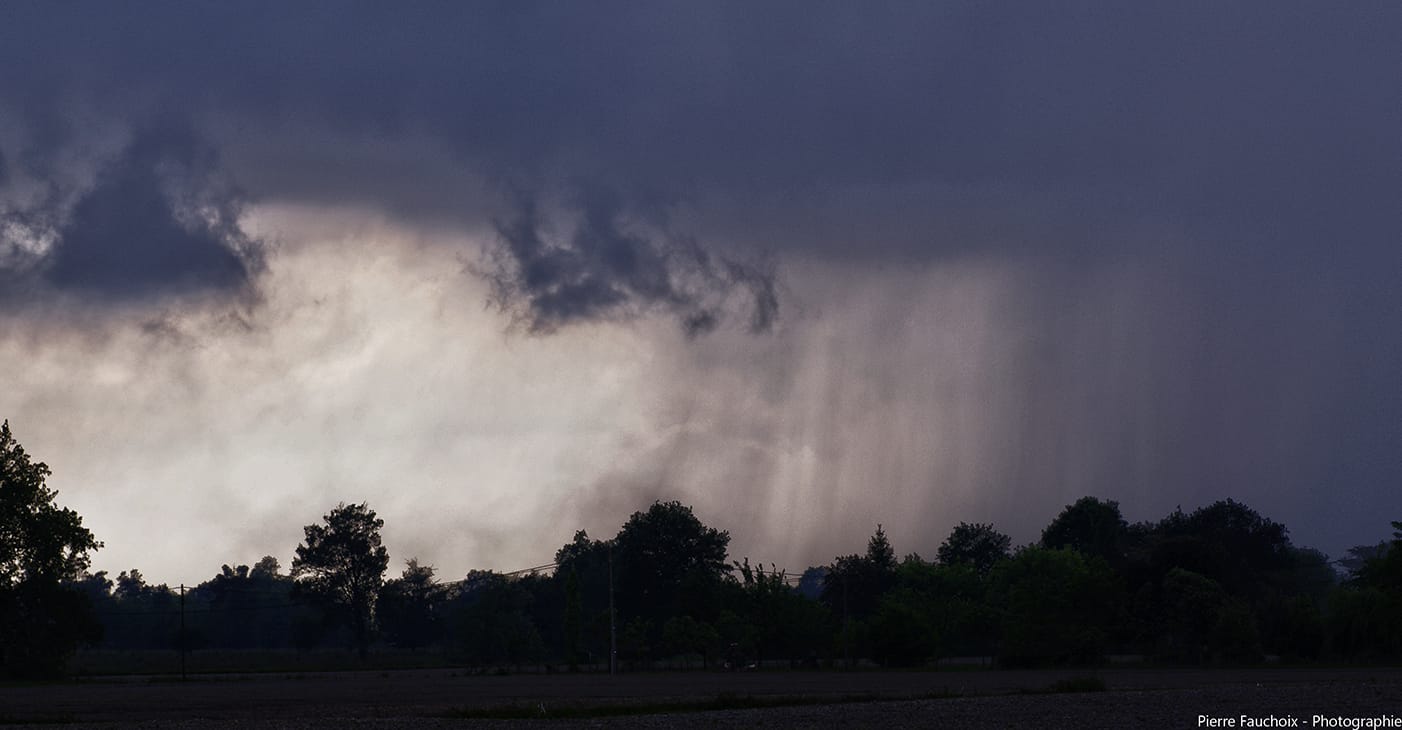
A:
[482,189,777,335]
[0,2,1399,576]
[1,123,264,307]
[44,127,264,301]
[3,3,1394,256]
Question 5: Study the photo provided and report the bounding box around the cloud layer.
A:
[0,3,1399,580]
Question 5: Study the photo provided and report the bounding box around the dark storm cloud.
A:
[42,128,264,301]
[2,2,1397,258]
[0,124,264,306]
[483,190,778,335]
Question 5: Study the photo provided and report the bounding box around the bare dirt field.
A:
[3,667,1400,728]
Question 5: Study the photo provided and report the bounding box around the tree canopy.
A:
[1041,497,1128,566]
[1,421,101,586]
[291,502,389,655]
[936,522,1011,576]
[0,421,103,678]
[613,500,730,622]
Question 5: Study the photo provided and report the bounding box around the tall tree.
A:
[937,522,1011,576]
[990,547,1119,666]
[821,525,900,615]
[1353,521,1402,593]
[377,559,445,649]
[0,420,103,677]
[1150,499,1293,599]
[1041,497,1129,566]
[613,501,730,624]
[866,524,897,572]
[291,502,389,657]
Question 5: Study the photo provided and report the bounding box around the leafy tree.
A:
[1211,599,1263,663]
[661,614,719,667]
[0,421,103,678]
[892,558,997,657]
[1277,595,1325,661]
[1340,543,1388,579]
[449,570,546,667]
[866,524,897,572]
[1,421,101,585]
[1353,521,1402,593]
[989,547,1118,666]
[733,558,830,665]
[1329,520,1402,660]
[377,559,446,649]
[795,566,826,601]
[613,501,730,624]
[937,522,1011,576]
[1041,497,1129,566]
[1150,500,1293,599]
[291,502,390,657]
[870,586,938,667]
[562,567,583,667]
[190,560,296,650]
[92,570,181,651]
[821,526,900,625]
[552,530,613,663]
[1156,567,1227,662]
[114,568,150,600]
[251,555,281,580]
[1328,585,1402,660]
[618,617,654,668]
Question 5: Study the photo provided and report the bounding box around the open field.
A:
[3,667,1400,728]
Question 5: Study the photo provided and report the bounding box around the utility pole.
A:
[179,584,187,682]
[608,542,616,676]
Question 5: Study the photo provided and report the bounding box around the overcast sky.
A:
[2,2,1399,585]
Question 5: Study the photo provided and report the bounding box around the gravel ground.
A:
[3,668,1399,728]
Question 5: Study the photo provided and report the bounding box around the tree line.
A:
[3,419,1402,679]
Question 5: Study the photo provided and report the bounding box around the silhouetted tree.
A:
[990,547,1118,666]
[821,525,902,664]
[449,570,545,666]
[0,421,103,678]
[661,614,720,668]
[1353,521,1402,593]
[1328,520,1402,660]
[613,501,731,626]
[377,559,446,649]
[1155,568,1227,662]
[91,569,181,651]
[1149,500,1292,599]
[937,522,1011,576]
[870,585,938,667]
[251,555,281,579]
[291,502,389,658]
[822,525,901,622]
[189,560,296,650]
[1340,543,1388,579]
[866,524,897,572]
[887,557,996,658]
[1041,497,1129,567]
[552,530,613,664]
[733,558,830,665]
[795,566,826,600]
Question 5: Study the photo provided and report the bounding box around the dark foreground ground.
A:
[2,667,1400,728]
